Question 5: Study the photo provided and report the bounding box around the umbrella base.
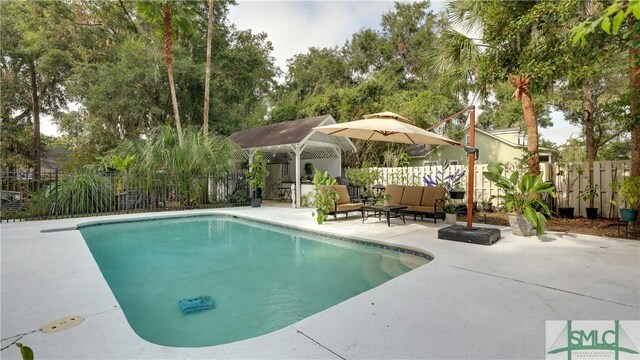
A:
[438,225,501,246]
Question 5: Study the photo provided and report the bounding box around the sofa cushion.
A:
[336,203,363,212]
[410,205,436,213]
[421,186,446,206]
[333,185,351,205]
[384,185,405,205]
[401,186,424,206]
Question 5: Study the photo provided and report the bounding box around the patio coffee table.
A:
[362,205,407,227]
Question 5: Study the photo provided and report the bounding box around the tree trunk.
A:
[521,89,540,175]
[583,85,596,161]
[630,24,640,176]
[29,60,41,178]
[203,0,214,134]
[163,2,183,147]
[583,85,596,185]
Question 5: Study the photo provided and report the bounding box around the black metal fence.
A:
[0,169,250,222]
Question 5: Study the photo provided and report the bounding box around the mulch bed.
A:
[458,212,639,240]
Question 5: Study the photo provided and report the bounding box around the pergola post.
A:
[247,149,255,199]
[293,145,302,208]
[337,148,342,177]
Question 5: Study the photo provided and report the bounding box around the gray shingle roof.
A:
[228,115,330,149]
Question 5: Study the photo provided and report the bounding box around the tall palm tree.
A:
[441,0,552,175]
[203,0,214,134]
[137,1,197,147]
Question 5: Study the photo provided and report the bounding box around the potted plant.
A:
[578,184,599,220]
[481,199,493,212]
[556,165,583,219]
[311,170,339,224]
[483,163,556,236]
[444,201,459,224]
[612,176,640,221]
[245,150,269,207]
[378,193,392,206]
[423,160,465,199]
[346,166,380,200]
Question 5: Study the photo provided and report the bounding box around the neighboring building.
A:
[410,127,558,166]
[41,146,72,172]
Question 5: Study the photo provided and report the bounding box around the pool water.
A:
[79,215,427,347]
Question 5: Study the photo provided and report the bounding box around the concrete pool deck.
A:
[1,207,639,359]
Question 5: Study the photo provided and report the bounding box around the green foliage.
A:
[556,164,584,207]
[16,343,34,360]
[270,0,467,156]
[613,176,640,210]
[110,155,135,173]
[483,163,556,236]
[478,82,552,130]
[311,170,338,224]
[578,184,599,208]
[115,125,236,203]
[597,140,631,160]
[245,150,269,198]
[571,0,640,45]
[227,187,250,206]
[1,1,77,172]
[39,172,114,216]
[443,201,460,214]
[346,167,380,194]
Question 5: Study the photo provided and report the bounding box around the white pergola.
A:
[228,115,356,207]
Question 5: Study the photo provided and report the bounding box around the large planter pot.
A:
[250,198,262,208]
[449,190,465,200]
[585,207,598,220]
[445,213,457,224]
[620,209,639,222]
[558,207,574,219]
[508,213,534,237]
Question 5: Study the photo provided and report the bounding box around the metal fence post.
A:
[54,168,59,218]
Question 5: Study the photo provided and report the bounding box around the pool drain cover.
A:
[41,316,84,333]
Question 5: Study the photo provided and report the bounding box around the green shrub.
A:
[46,173,114,215]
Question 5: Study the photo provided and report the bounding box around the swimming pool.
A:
[79,215,429,347]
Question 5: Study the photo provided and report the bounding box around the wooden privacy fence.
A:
[351,161,631,218]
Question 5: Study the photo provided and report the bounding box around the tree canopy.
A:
[0,0,633,173]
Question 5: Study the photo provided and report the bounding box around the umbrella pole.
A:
[466,107,476,228]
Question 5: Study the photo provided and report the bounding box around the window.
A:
[465,135,470,146]
[539,155,549,163]
[449,160,459,166]
[423,161,437,166]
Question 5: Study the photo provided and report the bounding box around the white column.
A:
[337,147,342,177]
[248,149,254,198]
[294,145,301,208]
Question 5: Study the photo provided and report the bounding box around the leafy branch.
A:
[571,0,640,46]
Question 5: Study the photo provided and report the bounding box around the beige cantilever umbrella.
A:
[314,110,477,229]
[313,111,461,146]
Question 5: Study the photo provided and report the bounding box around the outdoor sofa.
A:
[384,184,446,223]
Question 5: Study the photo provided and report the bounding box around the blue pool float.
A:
[178,296,215,314]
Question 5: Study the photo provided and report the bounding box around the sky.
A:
[41,0,581,144]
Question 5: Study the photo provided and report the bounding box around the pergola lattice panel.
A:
[301,149,337,160]
[308,131,343,145]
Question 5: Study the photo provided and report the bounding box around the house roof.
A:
[413,126,556,158]
[228,115,356,152]
[41,146,72,171]
[229,115,329,148]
